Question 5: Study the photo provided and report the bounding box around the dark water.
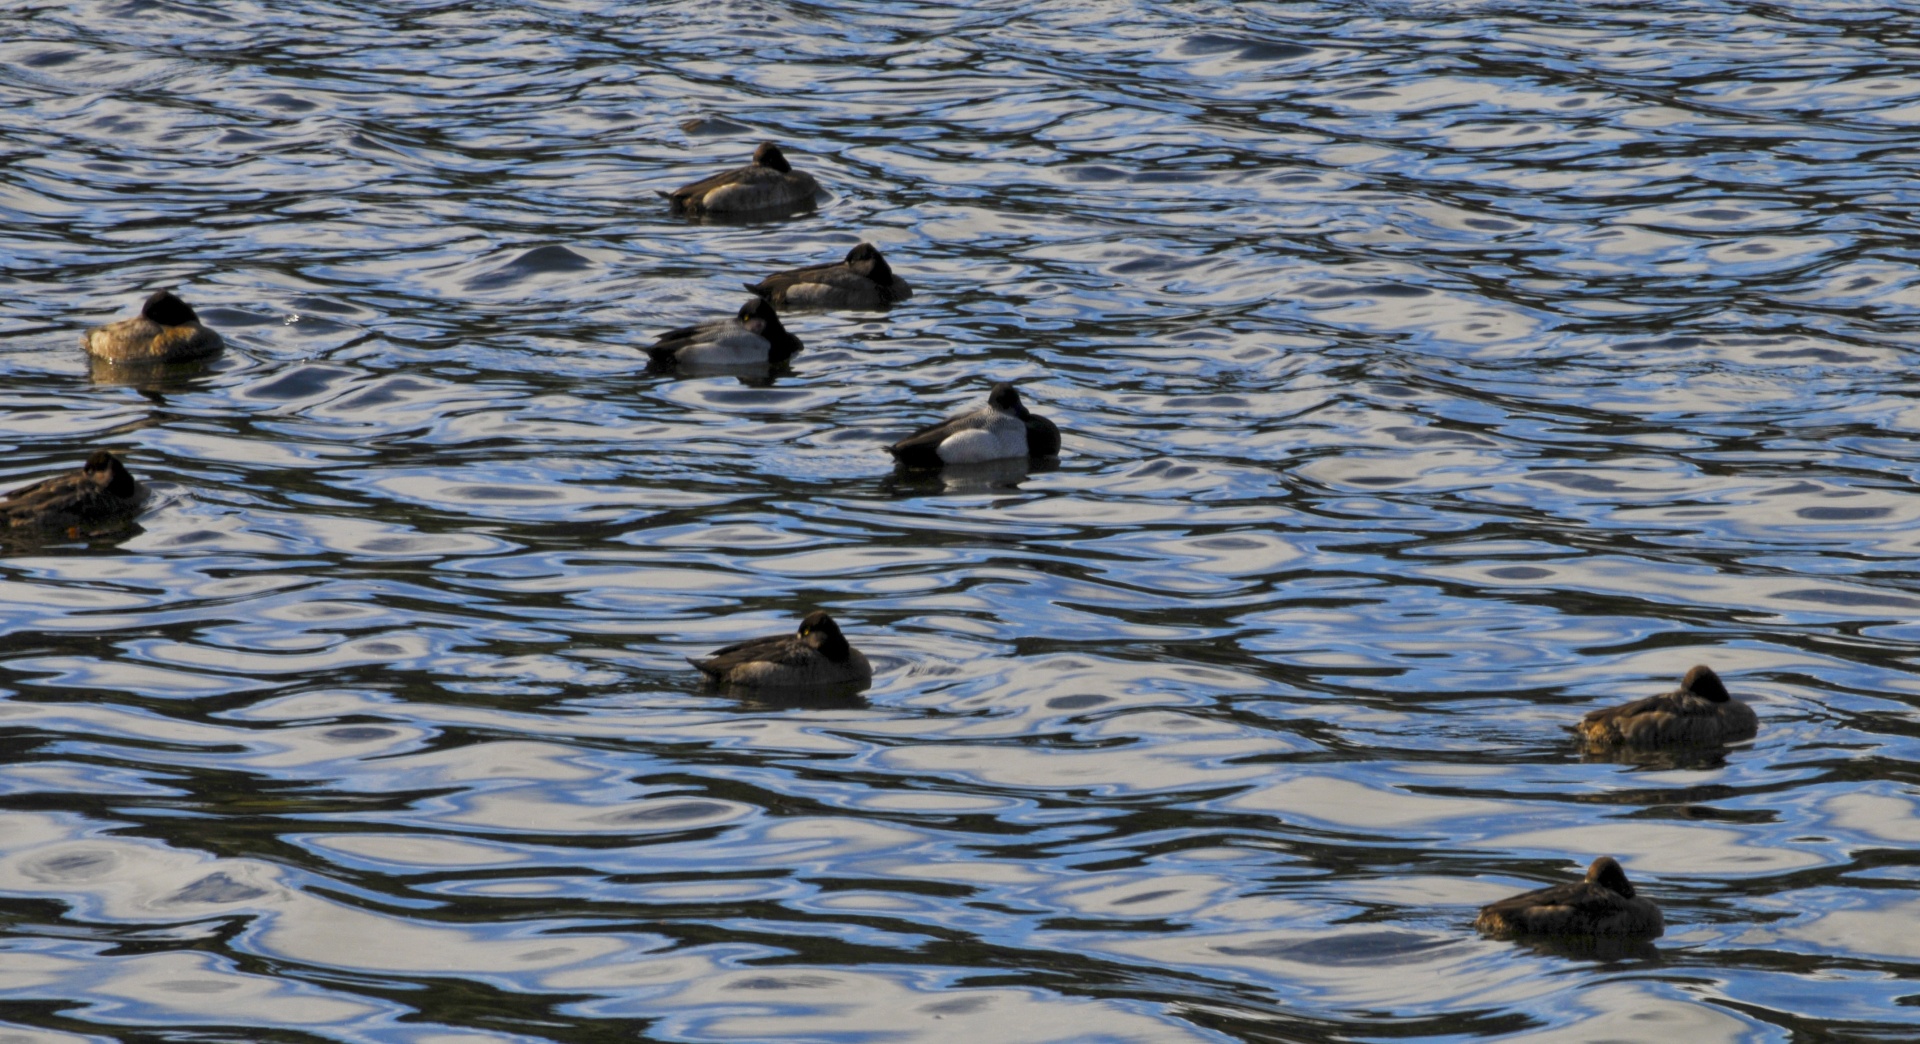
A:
[3,1,1920,1040]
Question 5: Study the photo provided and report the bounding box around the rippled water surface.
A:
[5,0,1920,1040]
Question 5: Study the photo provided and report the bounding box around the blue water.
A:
[3,1,1920,1040]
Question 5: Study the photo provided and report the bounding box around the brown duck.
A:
[665,142,821,215]
[1578,665,1757,748]
[83,290,224,363]
[689,611,872,690]
[3,451,144,534]
[1475,856,1663,938]
[745,242,912,310]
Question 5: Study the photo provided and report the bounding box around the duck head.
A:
[141,290,198,327]
[752,142,793,173]
[84,450,138,497]
[736,297,797,351]
[844,242,896,288]
[1586,856,1635,898]
[736,297,769,335]
[987,382,1030,419]
[1681,664,1729,703]
[797,610,852,661]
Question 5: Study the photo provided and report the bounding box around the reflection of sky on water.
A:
[4,0,1920,1039]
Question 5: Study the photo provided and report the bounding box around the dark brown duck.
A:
[1578,665,1757,748]
[665,142,821,215]
[745,242,912,310]
[83,290,224,364]
[689,611,872,690]
[2,451,144,534]
[1475,856,1663,938]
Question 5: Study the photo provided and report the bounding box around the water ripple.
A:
[3,0,1920,1040]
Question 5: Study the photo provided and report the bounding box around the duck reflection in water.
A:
[881,455,1058,495]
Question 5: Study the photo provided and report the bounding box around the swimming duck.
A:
[665,142,821,215]
[689,610,872,690]
[82,290,224,363]
[745,242,913,310]
[2,450,144,534]
[888,383,1061,469]
[1577,665,1757,748]
[1475,856,1663,939]
[646,297,802,369]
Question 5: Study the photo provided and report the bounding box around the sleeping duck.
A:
[745,242,912,310]
[82,290,224,364]
[665,142,820,215]
[1475,856,1663,939]
[689,610,872,690]
[2,450,144,534]
[888,383,1060,469]
[1578,665,1757,749]
[646,297,802,370]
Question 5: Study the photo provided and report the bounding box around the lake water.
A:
[3,1,1920,1040]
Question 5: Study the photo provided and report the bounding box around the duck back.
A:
[690,633,871,689]
[1579,675,1758,748]
[1475,879,1664,938]
[83,317,223,363]
[2,452,144,533]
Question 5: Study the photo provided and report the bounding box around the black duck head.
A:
[736,297,796,352]
[752,141,793,173]
[84,450,138,497]
[141,290,198,327]
[1681,664,1730,703]
[1586,856,1635,898]
[798,610,851,661]
[987,382,1028,418]
[844,242,895,289]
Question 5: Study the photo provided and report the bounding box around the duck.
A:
[2,450,144,534]
[1577,665,1757,748]
[82,290,224,364]
[688,611,873,690]
[646,297,802,369]
[745,242,912,310]
[664,142,821,215]
[1475,856,1663,939]
[888,383,1060,469]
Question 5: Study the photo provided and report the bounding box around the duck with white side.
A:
[646,297,803,370]
[888,382,1060,469]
